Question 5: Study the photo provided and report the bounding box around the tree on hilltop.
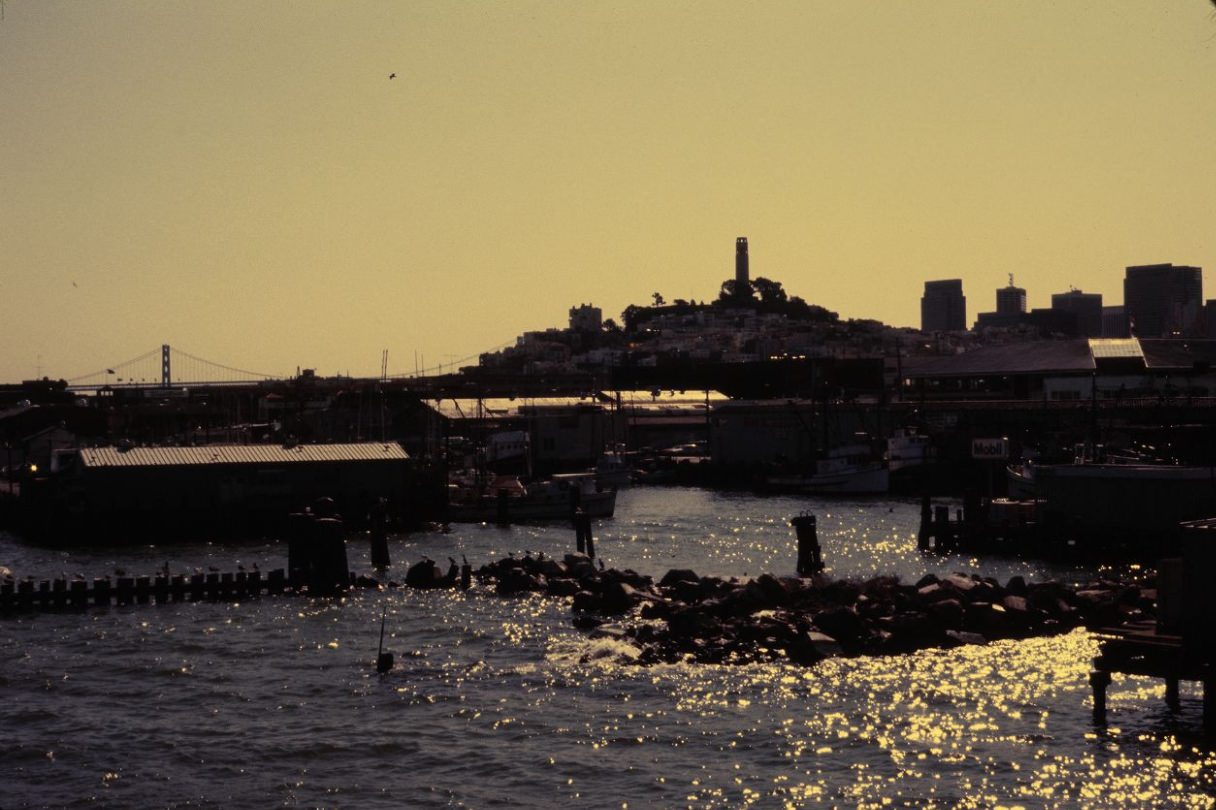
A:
[717,279,754,302]
[752,277,788,305]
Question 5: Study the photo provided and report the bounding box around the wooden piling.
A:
[93,578,111,607]
[934,506,951,552]
[792,514,823,575]
[17,579,34,611]
[310,517,349,596]
[918,495,932,550]
[116,577,135,606]
[135,576,151,604]
[1166,677,1181,712]
[69,579,87,609]
[1089,669,1111,723]
[1205,680,1215,731]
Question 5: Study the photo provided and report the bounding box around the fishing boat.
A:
[886,427,937,492]
[886,427,934,474]
[766,443,889,494]
[594,451,633,488]
[447,472,617,523]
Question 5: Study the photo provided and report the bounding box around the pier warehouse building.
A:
[903,338,1216,402]
[23,443,412,539]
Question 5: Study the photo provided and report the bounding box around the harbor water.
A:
[2,487,1214,808]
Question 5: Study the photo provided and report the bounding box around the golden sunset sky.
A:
[2,1,1214,383]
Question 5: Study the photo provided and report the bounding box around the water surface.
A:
[3,488,1212,808]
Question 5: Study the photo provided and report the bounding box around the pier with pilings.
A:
[1,568,290,613]
[1089,518,1216,731]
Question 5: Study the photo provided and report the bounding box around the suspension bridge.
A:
[64,345,283,390]
[63,343,511,391]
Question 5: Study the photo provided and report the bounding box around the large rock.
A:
[600,581,641,615]
[660,569,700,587]
[927,597,965,629]
[666,606,723,639]
[785,631,826,666]
[945,629,988,646]
[813,606,865,649]
[943,573,977,593]
[1073,589,1120,627]
[807,631,842,657]
[916,582,955,604]
[546,578,581,597]
[879,611,947,653]
[668,579,704,604]
[405,559,444,589]
[496,568,545,596]
[572,590,600,614]
[563,554,596,579]
[753,574,792,607]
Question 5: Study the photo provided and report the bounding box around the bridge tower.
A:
[162,344,171,386]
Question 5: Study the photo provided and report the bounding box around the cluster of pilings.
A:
[918,495,969,553]
[1,569,289,613]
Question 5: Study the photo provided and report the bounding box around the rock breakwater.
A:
[476,553,1153,666]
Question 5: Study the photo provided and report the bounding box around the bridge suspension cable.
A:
[168,347,283,382]
[67,337,510,389]
[66,347,163,385]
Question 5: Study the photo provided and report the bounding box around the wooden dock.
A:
[1089,519,1216,731]
[1090,619,1214,729]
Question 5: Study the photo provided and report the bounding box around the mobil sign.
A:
[971,437,1009,460]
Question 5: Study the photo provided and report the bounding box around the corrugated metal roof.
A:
[905,340,1095,378]
[1088,338,1143,360]
[80,443,408,468]
[1138,339,1216,370]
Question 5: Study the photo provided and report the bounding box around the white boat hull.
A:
[768,465,890,495]
[448,489,617,523]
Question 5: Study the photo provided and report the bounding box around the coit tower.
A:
[735,237,749,291]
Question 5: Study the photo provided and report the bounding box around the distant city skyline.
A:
[2,2,1214,382]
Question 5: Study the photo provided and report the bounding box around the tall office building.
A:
[1051,289,1103,337]
[1123,263,1202,337]
[996,276,1027,316]
[1102,306,1128,338]
[921,279,966,332]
